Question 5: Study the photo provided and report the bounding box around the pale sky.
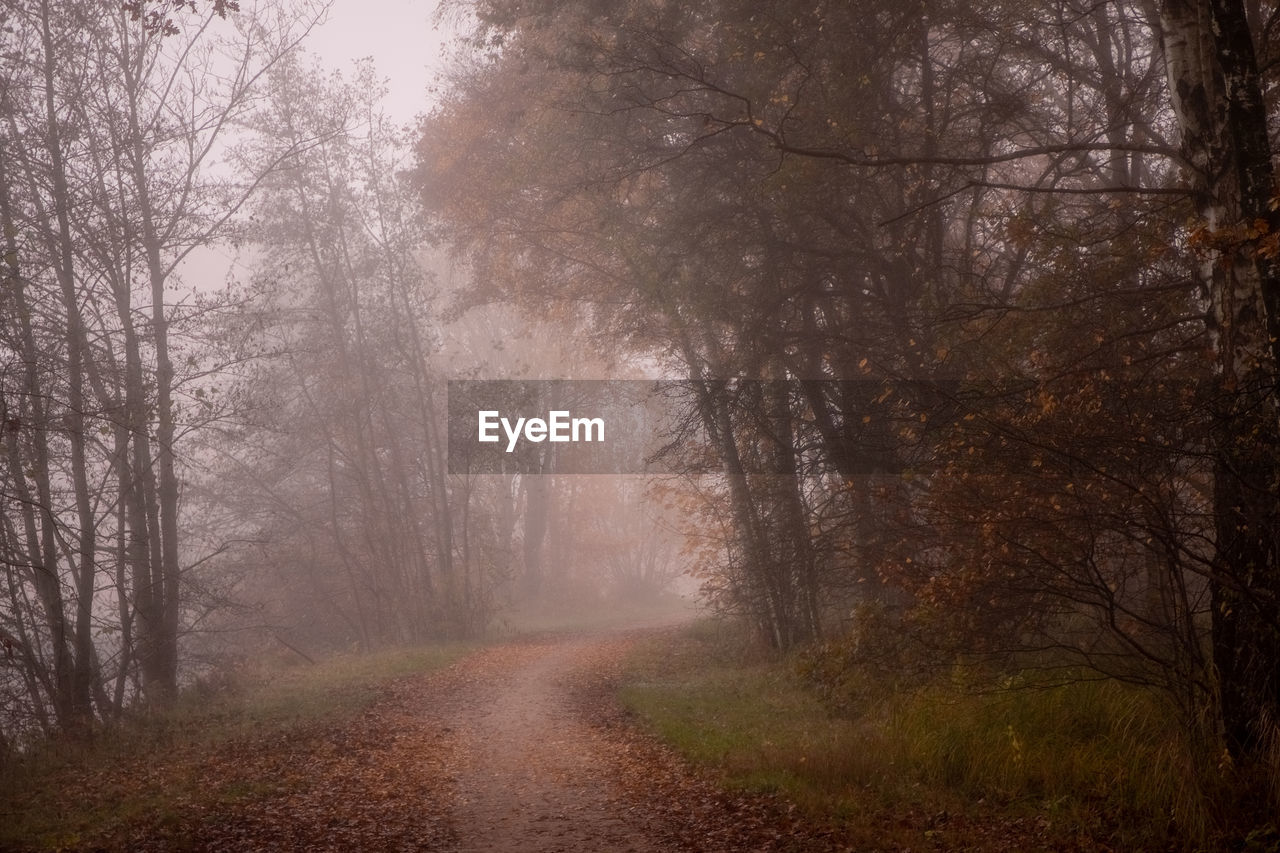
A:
[178,0,457,292]
[303,0,455,123]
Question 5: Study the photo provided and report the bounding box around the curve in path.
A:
[440,636,662,853]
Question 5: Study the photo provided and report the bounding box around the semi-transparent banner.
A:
[447,378,1199,475]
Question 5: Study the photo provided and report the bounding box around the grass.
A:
[0,644,468,850]
[620,625,850,797]
[618,619,1227,851]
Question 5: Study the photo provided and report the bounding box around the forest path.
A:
[439,632,666,852]
[108,621,825,852]
[427,623,827,852]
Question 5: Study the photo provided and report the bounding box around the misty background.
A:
[2,0,1280,844]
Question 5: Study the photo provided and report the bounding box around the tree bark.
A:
[1157,0,1280,760]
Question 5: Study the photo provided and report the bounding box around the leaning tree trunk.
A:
[1156,0,1280,762]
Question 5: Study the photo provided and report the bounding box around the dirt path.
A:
[90,626,825,852]
[429,627,827,853]
[439,635,665,852]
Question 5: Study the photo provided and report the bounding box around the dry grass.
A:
[618,619,1248,851]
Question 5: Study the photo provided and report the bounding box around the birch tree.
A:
[1151,0,1280,765]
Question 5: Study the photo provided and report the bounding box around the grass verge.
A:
[0,644,467,851]
[618,619,1228,851]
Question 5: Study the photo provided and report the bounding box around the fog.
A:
[2,0,1279,845]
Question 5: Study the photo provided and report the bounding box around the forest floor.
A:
[3,622,1118,852]
[2,624,831,852]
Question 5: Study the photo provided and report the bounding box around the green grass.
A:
[621,641,849,796]
[618,619,1225,850]
[0,644,468,850]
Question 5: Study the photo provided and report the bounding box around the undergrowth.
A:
[619,618,1254,851]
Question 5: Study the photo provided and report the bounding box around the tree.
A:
[0,0,319,736]
[228,54,485,646]
[419,0,1280,791]
[1152,0,1280,765]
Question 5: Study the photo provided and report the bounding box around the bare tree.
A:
[0,0,320,735]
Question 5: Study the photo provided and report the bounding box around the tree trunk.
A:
[1157,0,1280,761]
[36,0,97,728]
